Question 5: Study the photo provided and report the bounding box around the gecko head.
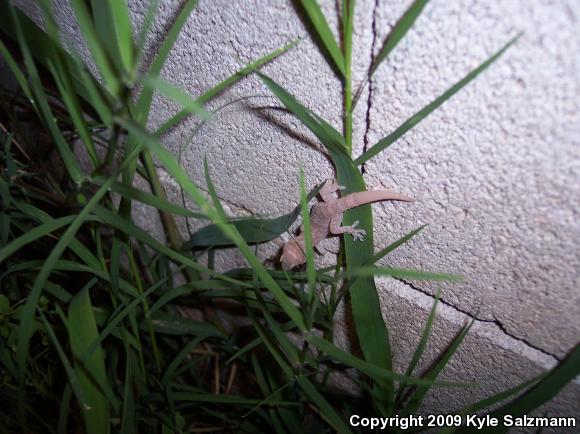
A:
[280,239,306,270]
[320,178,342,202]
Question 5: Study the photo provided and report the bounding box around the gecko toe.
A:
[352,229,366,241]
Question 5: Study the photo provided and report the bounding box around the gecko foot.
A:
[344,220,366,241]
[351,228,366,241]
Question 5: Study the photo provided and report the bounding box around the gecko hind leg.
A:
[315,239,340,255]
[329,216,366,241]
[314,242,327,255]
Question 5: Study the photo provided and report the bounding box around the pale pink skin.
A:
[280,179,413,270]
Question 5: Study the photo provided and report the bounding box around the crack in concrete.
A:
[395,278,562,362]
[361,0,380,176]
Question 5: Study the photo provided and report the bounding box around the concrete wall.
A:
[13,0,580,421]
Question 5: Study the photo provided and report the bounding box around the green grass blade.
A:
[335,158,395,393]
[312,112,348,150]
[226,336,262,364]
[459,373,545,416]
[436,375,547,434]
[260,314,302,368]
[123,3,203,215]
[147,285,190,317]
[259,73,346,153]
[403,319,475,414]
[369,0,430,77]
[0,215,76,264]
[250,274,303,367]
[94,178,206,218]
[308,335,468,387]
[120,119,307,331]
[161,335,209,384]
[89,0,134,75]
[47,58,99,168]
[69,0,120,96]
[12,202,103,271]
[38,309,90,423]
[107,0,134,74]
[67,283,110,434]
[405,289,439,378]
[90,0,115,58]
[248,352,277,413]
[352,266,463,281]
[395,289,440,406]
[297,0,346,77]
[169,392,298,406]
[1,2,114,122]
[120,351,136,434]
[203,164,306,359]
[92,205,248,286]
[148,312,222,336]
[299,170,317,322]
[85,278,170,357]
[57,384,72,434]
[198,39,299,106]
[342,0,355,150]
[108,237,121,299]
[296,375,352,433]
[0,39,34,102]
[203,157,227,216]
[15,140,147,414]
[183,183,322,249]
[16,179,119,401]
[248,311,294,378]
[135,0,159,68]
[43,281,72,303]
[154,39,298,136]
[355,35,520,165]
[7,3,84,182]
[370,224,426,263]
[73,56,114,126]
[142,75,209,118]
[15,259,140,299]
[342,0,354,74]
[474,345,580,434]
[134,0,197,122]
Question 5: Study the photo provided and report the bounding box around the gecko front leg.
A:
[329,215,366,241]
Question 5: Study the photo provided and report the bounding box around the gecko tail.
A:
[340,190,414,211]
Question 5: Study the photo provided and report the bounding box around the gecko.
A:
[280,179,414,270]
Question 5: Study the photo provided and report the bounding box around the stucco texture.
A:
[13,0,580,419]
